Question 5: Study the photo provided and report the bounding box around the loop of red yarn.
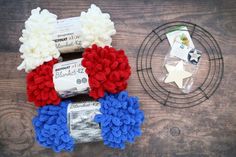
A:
[27,59,61,107]
[82,44,131,99]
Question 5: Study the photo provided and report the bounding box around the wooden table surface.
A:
[0,0,235,157]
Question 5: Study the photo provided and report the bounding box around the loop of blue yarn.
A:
[32,100,74,152]
[94,91,145,149]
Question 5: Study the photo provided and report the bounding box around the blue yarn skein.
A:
[94,91,145,149]
[32,100,74,152]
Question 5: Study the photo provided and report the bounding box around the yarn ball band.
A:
[82,44,131,99]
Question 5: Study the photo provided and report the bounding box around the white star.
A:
[189,50,201,62]
[164,61,192,88]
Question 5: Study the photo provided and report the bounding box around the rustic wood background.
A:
[0,0,235,157]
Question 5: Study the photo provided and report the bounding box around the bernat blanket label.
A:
[67,102,102,143]
[53,58,89,98]
[53,17,83,53]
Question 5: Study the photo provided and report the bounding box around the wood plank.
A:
[0,0,235,53]
[0,0,236,156]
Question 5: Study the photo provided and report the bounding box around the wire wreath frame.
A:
[136,21,224,108]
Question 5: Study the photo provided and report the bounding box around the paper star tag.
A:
[189,49,201,62]
[164,61,192,88]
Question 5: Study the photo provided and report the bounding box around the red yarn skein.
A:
[82,44,131,99]
[27,59,61,107]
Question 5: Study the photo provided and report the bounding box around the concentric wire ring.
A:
[136,21,224,108]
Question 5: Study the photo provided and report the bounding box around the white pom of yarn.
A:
[17,7,59,72]
[79,4,116,48]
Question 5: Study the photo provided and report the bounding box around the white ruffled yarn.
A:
[18,5,116,72]
[79,4,116,48]
[17,7,60,72]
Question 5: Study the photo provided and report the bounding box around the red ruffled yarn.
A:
[82,44,131,99]
[27,59,61,107]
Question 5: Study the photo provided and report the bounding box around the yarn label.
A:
[166,26,195,48]
[170,41,192,61]
[53,58,89,98]
[52,17,83,53]
[170,41,202,64]
[67,102,102,143]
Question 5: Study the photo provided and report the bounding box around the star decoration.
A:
[164,61,192,88]
[189,49,201,62]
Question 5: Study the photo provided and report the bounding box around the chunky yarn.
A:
[82,44,131,99]
[79,4,116,48]
[94,91,144,149]
[32,92,144,151]
[17,7,60,72]
[33,100,74,152]
[27,59,61,107]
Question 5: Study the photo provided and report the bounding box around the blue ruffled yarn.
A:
[94,91,145,149]
[32,100,74,152]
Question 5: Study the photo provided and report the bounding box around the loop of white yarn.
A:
[17,7,60,72]
[79,4,116,48]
